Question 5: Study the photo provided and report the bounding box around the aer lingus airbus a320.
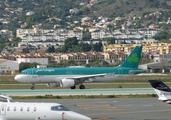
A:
[15,46,145,90]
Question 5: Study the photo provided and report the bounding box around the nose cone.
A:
[69,111,92,120]
[14,75,21,82]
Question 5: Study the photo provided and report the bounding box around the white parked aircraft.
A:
[0,94,91,120]
[149,80,171,104]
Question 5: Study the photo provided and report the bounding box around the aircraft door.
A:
[118,68,123,77]
[61,112,69,120]
[32,69,38,78]
[0,104,6,115]
[31,69,41,83]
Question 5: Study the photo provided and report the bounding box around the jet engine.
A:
[47,83,60,88]
[60,78,75,88]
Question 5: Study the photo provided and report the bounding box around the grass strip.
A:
[11,94,157,99]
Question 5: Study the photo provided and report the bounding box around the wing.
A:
[66,73,107,84]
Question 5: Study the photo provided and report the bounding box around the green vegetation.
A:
[153,31,171,40]
[19,62,40,71]
[1,0,171,33]
[11,94,157,100]
[55,37,103,53]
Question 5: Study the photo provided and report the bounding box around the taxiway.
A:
[13,98,171,120]
[0,88,154,96]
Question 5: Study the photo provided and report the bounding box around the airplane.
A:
[0,94,92,120]
[149,80,171,104]
[15,46,145,90]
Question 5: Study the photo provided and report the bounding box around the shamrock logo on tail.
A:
[128,53,139,63]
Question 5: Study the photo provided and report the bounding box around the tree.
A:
[153,31,171,40]
[82,32,91,41]
[106,37,116,44]
[19,62,30,71]
[11,37,21,42]
[64,37,78,47]
[79,42,92,52]
[19,62,40,71]
[47,45,55,53]
[22,47,30,53]
[92,42,103,52]
[64,37,78,52]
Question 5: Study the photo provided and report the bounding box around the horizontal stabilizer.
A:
[0,93,12,102]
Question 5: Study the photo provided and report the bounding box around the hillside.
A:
[1,0,171,31]
[92,0,171,18]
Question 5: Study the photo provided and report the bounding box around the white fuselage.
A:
[0,102,91,120]
[15,74,132,84]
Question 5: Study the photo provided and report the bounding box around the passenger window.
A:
[14,107,16,111]
[20,107,23,111]
[2,106,4,111]
[7,106,10,111]
[27,107,30,111]
[34,107,36,112]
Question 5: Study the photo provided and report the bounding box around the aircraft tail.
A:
[149,80,171,104]
[119,46,142,68]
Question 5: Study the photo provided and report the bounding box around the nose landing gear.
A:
[31,83,35,90]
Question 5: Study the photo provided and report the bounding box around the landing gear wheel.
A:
[31,86,35,90]
[70,85,76,89]
[79,85,85,89]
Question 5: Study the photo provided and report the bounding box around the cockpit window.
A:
[51,105,70,111]
[20,72,28,74]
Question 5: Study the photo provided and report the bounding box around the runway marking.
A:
[71,102,167,113]
[84,107,136,111]
[86,109,171,117]
[76,104,110,107]
[92,118,110,120]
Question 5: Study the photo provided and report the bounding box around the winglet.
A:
[119,46,142,68]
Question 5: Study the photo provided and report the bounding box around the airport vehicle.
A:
[149,80,171,104]
[0,94,91,120]
[15,46,145,90]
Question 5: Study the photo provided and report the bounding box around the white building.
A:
[26,11,35,16]
[16,57,48,65]
[0,59,19,74]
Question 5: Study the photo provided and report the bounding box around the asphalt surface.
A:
[13,98,171,120]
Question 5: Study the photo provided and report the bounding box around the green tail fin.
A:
[119,46,142,68]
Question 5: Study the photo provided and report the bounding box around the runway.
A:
[0,88,155,96]
[14,98,171,120]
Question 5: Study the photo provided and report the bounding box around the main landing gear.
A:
[70,84,85,89]
[31,83,35,90]
[70,85,76,89]
[79,84,85,89]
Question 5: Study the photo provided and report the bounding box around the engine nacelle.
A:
[60,78,75,88]
[47,83,60,88]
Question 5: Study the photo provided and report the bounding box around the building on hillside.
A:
[0,59,19,74]
[103,43,171,55]
[16,55,48,65]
